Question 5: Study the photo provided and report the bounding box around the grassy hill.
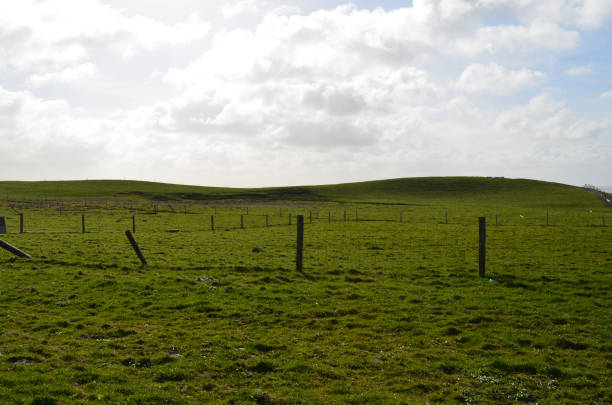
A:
[0,177,604,209]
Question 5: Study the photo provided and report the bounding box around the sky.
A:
[1,0,611,188]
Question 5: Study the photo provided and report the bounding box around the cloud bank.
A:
[0,0,610,187]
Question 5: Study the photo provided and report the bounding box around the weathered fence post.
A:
[246,207,249,215]
[154,205,158,214]
[125,230,147,266]
[479,217,486,278]
[0,239,31,258]
[0,217,7,234]
[211,215,215,232]
[82,215,85,234]
[296,215,304,272]
[132,215,136,233]
[19,214,24,234]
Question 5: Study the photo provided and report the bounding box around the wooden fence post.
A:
[0,239,31,258]
[309,211,312,224]
[266,215,269,227]
[495,214,498,226]
[241,215,244,229]
[19,214,24,234]
[125,230,147,265]
[344,210,347,222]
[445,211,448,224]
[296,215,304,272]
[211,216,215,232]
[328,212,331,223]
[82,215,85,234]
[479,217,486,278]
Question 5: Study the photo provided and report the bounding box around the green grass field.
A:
[0,177,610,404]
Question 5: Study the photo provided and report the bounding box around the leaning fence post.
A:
[0,239,32,258]
[125,230,147,266]
[479,217,486,278]
[19,214,24,234]
[296,215,304,272]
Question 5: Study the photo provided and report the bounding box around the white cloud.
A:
[600,90,612,99]
[456,63,546,95]
[459,22,580,54]
[222,0,260,18]
[26,63,97,87]
[565,66,593,76]
[496,94,607,140]
[0,0,210,73]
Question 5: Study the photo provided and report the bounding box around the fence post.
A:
[241,215,244,229]
[82,215,85,234]
[344,210,347,222]
[309,211,312,224]
[495,214,498,226]
[154,205,158,215]
[125,230,147,266]
[246,207,249,215]
[479,217,486,278]
[445,211,448,224]
[132,215,136,233]
[19,214,24,234]
[0,239,31,258]
[328,212,331,223]
[211,215,215,232]
[266,215,269,227]
[296,215,304,272]
[546,209,549,226]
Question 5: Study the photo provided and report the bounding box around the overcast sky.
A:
[2,0,611,187]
